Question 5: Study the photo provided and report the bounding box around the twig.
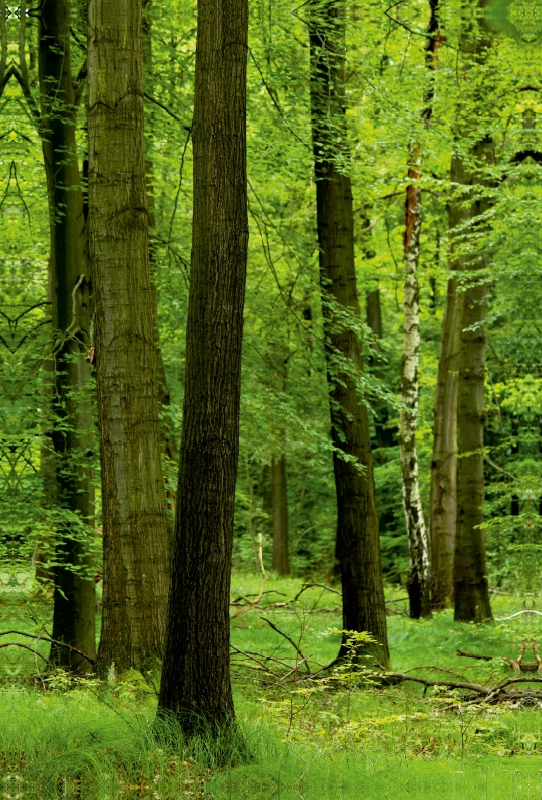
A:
[0,630,95,665]
[294,583,342,601]
[0,642,52,667]
[261,617,310,673]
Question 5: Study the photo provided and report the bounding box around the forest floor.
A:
[2,573,541,798]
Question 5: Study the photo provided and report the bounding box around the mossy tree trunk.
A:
[88,0,171,673]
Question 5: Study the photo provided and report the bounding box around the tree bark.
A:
[429,159,464,610]
[452,4,494,623]
[39,0,96,671]
[398,0,441,618]
[157,0,248,733]
[88,0,171,673]
[308,0,389,667]
[400,164,431,619]
[453,158,493,621]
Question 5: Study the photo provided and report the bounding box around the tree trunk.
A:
[88,0,171,673]
[400,167,431,619]
[398,0,440,619]
[429,158,464,610]
[271,455,290,575]
[157,0,248,734]
[453,152,493,621]
[452,4,494,624]
[39,0,96,671]
[308,0,389,667]
[366,289,395,451]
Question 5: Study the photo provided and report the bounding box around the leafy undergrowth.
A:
[2,573,542,798]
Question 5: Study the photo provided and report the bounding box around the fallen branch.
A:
[457,649,493,661]
[0,642,52,667]
[0,629,96,666]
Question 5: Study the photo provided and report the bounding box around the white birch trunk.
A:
[400,176,431,618]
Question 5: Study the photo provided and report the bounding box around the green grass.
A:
[1,572,541,798]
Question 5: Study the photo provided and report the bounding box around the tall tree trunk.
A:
[452,1,494,623]
[271,454,290,575]
[308,0,389,667]
[453,160,493,621]
[398,0,440,619]
[429,158,464,610]
[88,0,171,673]
[39,0,96,670]
[400,165,431,618]
[157,0,248,733]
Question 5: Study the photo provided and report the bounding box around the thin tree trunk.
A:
[400,164,431,618]
[88,0,170,673]
[308,0,389,667]
[38,0,96,670]
[157,0,248,733]
[429,158,464,610]
[271,455,290,575]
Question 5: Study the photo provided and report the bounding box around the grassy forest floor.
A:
[2,573,541,798]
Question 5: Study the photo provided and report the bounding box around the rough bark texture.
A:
[308,0,389,667]
[157,0,248,732]
[39,0,96,670]
[88,0,170,673]
[429,157,464,610]
[271,455,290,575]
[400,165,431,619]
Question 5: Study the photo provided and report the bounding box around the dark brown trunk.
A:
[308,0,389,667]
[39,0,96,671]
[88,0,171,673]
[271,455,290,575]
[157,0,248,733]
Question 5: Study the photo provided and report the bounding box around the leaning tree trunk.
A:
[429,156,464,610]
[157,0,248,734]
[88,0,171,674]
[308,0,389,667]
[39,0,96,671]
